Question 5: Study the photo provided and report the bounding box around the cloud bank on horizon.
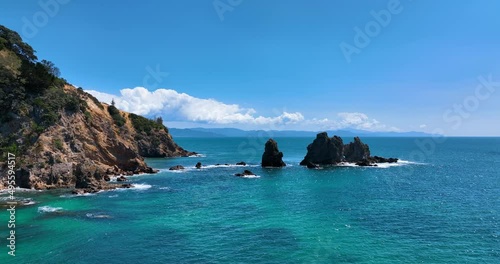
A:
[86,87,399,132]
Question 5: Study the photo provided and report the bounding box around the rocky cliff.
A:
[0,25,193,191]
[2,85,193,191]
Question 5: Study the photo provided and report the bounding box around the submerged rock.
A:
[235,170,256,177]
[236,161,247,166]
[71,189,86,195]
[261,139,286,167]
[169,165,185,171]
[369,156,398,163]
[195,162,202,169]
[117,176,127,182]
[355,160,377,167]
[305,162,320,169]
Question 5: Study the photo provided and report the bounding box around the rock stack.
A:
[261,139,286,167]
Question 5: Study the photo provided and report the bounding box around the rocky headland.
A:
[0,25,193,192]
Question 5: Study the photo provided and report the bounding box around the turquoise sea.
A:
[1,137,499,263]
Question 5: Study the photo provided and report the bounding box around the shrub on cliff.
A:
[129,113,165,134]
[108,105,126,127]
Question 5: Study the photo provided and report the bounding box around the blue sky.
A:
[2,0,499,135]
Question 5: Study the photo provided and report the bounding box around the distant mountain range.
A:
[168,127,436,138]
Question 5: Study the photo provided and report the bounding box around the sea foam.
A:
[38,206,63,213]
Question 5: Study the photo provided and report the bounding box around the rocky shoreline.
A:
[3,132,399,195]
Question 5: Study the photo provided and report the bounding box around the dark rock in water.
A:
[305,162,320,169]
[369,156,398,163]
[236,161,247,166]
[195,162,202,169]
[117,176,127,182]
[143,167,158,173]
[121,183,132,188]
[344,137,370,162]
[355,160,377,167]
[235,170,256,177]
[104,175,111,182]
[72,189,86,195]
[261,139,286,167]
[300,133,399,167]
[300,132,344,165]
[169,165,185,171]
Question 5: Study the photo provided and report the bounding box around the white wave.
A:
[159,187,172,190]
[188,153,206,158]
[59,192,97,198]
[337,162,358,167]
[86,213,112,219]
[109,173,148,181]
[165,168,191,173]
[240,175,261,179]
[397,160,427,165]
[336,159,425,169]
[110,183,153,192]
[108,194,119,198]
[38,206,63,213]
[22,200,37,205]
[131,183,152,190]
[202,164,258,169]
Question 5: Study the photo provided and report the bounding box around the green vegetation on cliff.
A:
[129,114,166,135]
[0,25,88,159]
[0,25,193,191]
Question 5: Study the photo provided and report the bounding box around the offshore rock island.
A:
[300,132,398,167]
[0,25,193,192]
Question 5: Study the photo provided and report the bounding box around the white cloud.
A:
[419,124,427,128]
[86,87,303,126]
[86,87,400,132]
[337,112,387,130]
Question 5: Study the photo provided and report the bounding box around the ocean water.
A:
[0,137,498,263]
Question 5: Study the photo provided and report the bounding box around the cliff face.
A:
[0,25,192,190]
[4,85,193,190]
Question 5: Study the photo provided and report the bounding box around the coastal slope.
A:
[0,25,192,190]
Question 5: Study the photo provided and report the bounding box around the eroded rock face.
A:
[344,137,370,162]
[300,132,344,165]
[261,139,286,167]
[0,85,193,191]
